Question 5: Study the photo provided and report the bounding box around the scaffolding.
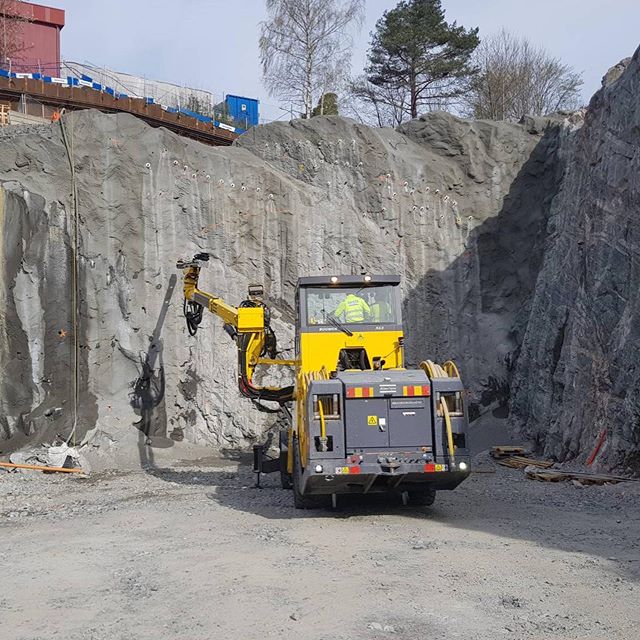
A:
[61,61,217,114]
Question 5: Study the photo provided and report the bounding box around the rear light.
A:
[336,465,362,474]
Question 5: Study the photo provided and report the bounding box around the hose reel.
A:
[420,359,461,467]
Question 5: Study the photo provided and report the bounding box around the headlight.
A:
[314,464,324,473]
[458,461,468,471]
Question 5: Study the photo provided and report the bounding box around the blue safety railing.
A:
[0,68,248,135]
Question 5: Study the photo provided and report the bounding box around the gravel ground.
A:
[1,457,639,640]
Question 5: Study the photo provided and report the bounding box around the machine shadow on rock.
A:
[131,274,177,454]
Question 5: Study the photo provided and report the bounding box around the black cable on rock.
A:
[183,299,204,336]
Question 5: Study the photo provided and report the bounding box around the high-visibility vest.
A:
[371,301,392,322]
[336,294,370,322]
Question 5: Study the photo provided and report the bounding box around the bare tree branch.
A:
[463,29,584,121]
[0,1,32,71]
[259,0,364,118]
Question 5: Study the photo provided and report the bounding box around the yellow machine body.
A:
[176,257,471,508]
[298,330,404,373]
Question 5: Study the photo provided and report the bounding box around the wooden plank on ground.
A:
[0,461,83,474]
[525,467,639,485]
[498,456,554,469]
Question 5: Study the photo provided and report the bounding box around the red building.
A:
[1,1,65,75]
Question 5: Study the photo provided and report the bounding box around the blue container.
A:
[225,95,259,127]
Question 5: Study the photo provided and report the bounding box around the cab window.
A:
[305,286,397,326]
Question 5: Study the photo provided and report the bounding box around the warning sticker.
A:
[367,415,379,426]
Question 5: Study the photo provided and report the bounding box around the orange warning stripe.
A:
[346,387,374,398]
[402,385,431,397]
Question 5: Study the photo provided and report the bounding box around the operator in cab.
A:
[370,290,393,322]
[333,291,371,323]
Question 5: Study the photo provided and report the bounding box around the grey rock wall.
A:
[511,48,640,471]
[0,110,560,466]
[0,47,638,471]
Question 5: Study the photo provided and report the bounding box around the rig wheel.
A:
[292,438,326,510]
[279,430,292,490]
[410,487,436,507]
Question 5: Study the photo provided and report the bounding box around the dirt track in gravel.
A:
[1,456,639,640]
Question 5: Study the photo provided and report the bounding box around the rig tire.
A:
[410,487,437,506]
[292,438,326,510]
[279,430,293,490]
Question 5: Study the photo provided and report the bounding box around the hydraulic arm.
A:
[176,253,295,403]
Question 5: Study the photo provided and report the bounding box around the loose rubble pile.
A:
[0,48,638,471]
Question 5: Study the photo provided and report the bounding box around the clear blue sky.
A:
[54,0,640,123]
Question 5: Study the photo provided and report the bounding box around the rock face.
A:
[0,110,560,465]
[0,47,638,471]
[511,49,640,470]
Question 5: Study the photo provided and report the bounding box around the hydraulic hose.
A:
[422,359,460,468]
[237,333,294,403]
[440,397,456,466]
[183,299,204,336]
[318,398,326,439]
[60,114,79,446]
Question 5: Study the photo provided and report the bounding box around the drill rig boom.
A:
[176,253,295,403]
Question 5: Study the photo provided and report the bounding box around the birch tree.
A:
[259,0,364,119]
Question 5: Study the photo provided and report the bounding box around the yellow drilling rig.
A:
[176,253,470,508]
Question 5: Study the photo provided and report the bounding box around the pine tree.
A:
[366,0,479,119]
